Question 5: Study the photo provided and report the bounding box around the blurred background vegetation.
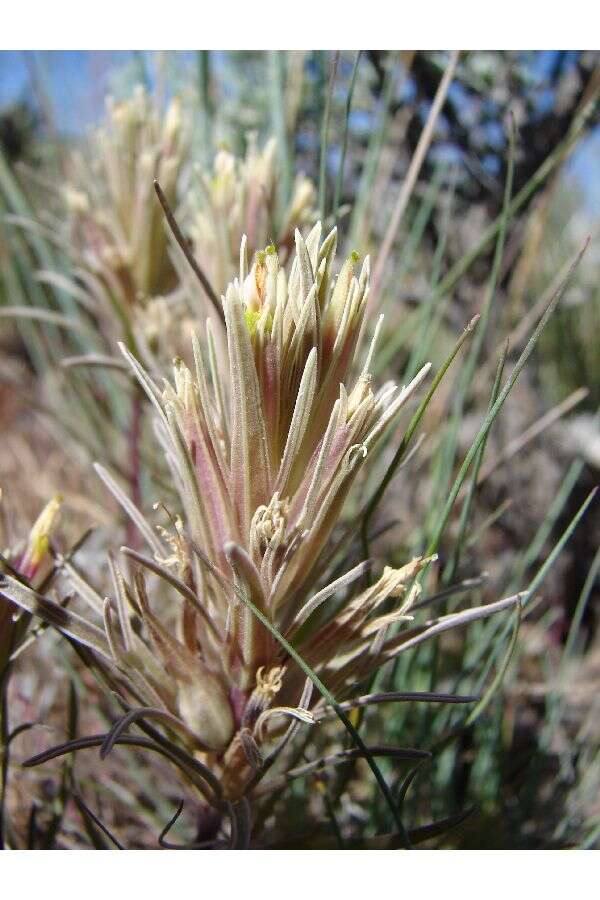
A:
[0,50,598,848]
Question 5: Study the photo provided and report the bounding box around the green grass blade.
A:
[425,123,515,543]
[349,53,401,249]
[318,51,340,219]
[444,342,509,583]
[422,239,589,569]
[268,51,291,212]
[197,544,411,845]
[430,92,597,306]
[361,314,480,564]
[465,599,522,727]
[562,546,600,667]
[333,50,361,227]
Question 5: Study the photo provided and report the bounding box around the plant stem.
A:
[127,386,143,551]
[333,51,361,227]
[318,51,340,219]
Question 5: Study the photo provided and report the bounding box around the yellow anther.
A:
[255,665,285,701]
[28,495,62,567]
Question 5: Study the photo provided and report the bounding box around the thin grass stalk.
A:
[371,50,460,304]
[0,238,51,377]
[153,179,223,323]
[430,88,599,307]
[1,181,130,435]
[0,147,74,316]
[425,121,515,543]
[214,565,412,846]
[543,547,600,745]
[426,489,597,776]
[360,315,480,574]
[561,546,600,671]
[464,600,522,727]
[348,52,401,248]
[507,456,586,594]
[196,51,213,166]
[436,489,597,801]
[465,500,512,550]
[423,346,508,701]
[333,51,361,227]
[464,487,598,700]
[268,51,292,214]
[476,386,589,485]
[444,343,508,584]
[372,166,447,375]
[318,51,340,219]
[408,172,455,379]
[421,239,588,581]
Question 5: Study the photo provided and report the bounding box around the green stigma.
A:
[244,308,261,336]
[244,308,273,338]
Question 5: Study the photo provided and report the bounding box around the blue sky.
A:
[0,51,148,132]
[1,51,598,217]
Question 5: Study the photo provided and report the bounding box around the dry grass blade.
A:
[371,50,460,303]
[407,806,475,846]
[412,574,490,612]
[333,50,361,224]
[254,745,431,797]
[60,354,129,372]
[318,51,340,217]
[153,179,223,323]
[72,788,124,849]
[93,464,164,557]
[423,238,590,568]
[386,593,525,661]
[119,546,198,609]
[316,691,479,719]
[190,540,411,845]
[0,307,82,330]
[361,314,479,564]
[0,574,111,660]
[465,599,522,727]
[22,732,222,806]
[476,386,589,484]
[99,708,196,759]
